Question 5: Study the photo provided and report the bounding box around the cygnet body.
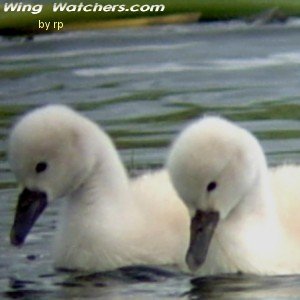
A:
[9,105,189,272]
[167,116,300,275]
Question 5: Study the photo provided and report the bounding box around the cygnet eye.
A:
[207,181,217,192]
[35,162,48,174]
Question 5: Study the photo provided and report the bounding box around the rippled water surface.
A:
[2,21,300,299]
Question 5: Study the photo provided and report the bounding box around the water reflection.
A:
[189,274,300,299]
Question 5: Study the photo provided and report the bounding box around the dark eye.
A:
[207,181,217,192]
[35,162,48,174]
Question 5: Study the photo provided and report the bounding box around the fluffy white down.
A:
[9,105,190,272]
[167,116,300,275]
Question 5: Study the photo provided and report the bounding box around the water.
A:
[1,20,300,299]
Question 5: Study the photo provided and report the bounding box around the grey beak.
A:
[186,210,220,272]
[10,188,48,246]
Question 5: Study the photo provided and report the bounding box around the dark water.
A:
[2,20,300,299]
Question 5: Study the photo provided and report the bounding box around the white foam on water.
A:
[0,42,196,62]
[213,52,300,70]
[74,62,201,77]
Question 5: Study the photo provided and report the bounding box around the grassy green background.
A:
[1,0,300,35]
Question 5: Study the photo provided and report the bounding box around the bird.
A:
[167,115,300,276]
[9,105,190,272]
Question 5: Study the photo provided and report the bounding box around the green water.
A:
[2,22,300,299]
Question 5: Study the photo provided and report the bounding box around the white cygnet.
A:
[9,105,189,272]
[167,116,300,276]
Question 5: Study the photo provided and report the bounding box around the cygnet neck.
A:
[227,163,276,226]
[69,128,131,208]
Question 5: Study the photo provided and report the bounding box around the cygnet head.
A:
[167,116,267,271]
[9,105,114,246]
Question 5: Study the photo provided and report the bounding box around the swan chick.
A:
[9,105,190,272]
[167,116,300,275]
